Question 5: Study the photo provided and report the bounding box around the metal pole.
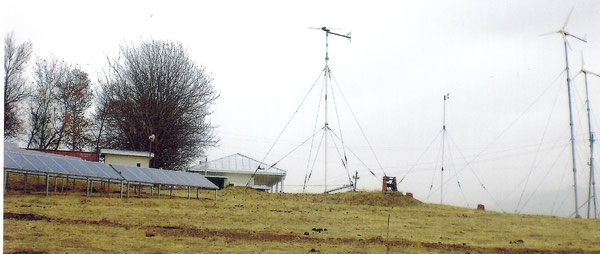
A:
[127,183,130,198]
[54,176,58,193]
[4,170,8,192]
[214,189,217,201]
[45,174,49,196]
[86,178,90,197]
[107,180,111,197]
[323,30,330,194]
[24,173,27,193]
[196,188,199,199]
[158,184,161,199]
[583,72,597,219]
[170,185,173,199]
[187,186,190,199]
[151,185,154,197]
[441,94,449,204]
[563,39,580,218]
[120,181,123,198]
[61,177,65,192]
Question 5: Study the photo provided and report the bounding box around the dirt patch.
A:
[5,250,49,254]
[4,212,51,221]
[4,212,126,229]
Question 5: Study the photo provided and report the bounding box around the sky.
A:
[4,0,600,217]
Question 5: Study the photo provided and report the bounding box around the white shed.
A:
[189,153,286,192]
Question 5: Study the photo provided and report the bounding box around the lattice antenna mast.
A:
[311,27,351,193]
[541,7,587,218]
[574,54,599,218]
[440,93,449,204]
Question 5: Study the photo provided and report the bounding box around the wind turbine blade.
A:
[567,33,587,42]
[587,70,600,78]
[563,6,574,28]
[539,30,558,37]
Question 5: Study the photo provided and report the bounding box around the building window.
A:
[137,163,141,167]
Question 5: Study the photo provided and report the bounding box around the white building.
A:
[100,149,154,168]
[189,153,286,192]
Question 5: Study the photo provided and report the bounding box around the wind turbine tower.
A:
[311,27,351,193]
[542,7,587,218]
[574,54,599,219]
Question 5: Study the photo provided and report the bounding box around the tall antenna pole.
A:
[563,38,581,218]
[441,93,449,204]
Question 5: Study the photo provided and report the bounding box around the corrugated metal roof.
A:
[189,153,286,176]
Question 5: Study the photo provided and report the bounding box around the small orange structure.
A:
[382,176,397,192]
[477,204,485,211]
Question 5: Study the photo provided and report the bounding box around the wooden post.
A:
[158,184,161,199]
[45,174,49,196]
[187,186,190,199]
[127,183,130,198]
[120,181,123,199]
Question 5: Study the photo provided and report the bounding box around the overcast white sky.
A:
[4,0,600,217]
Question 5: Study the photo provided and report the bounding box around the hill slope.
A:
[3,184,600,253]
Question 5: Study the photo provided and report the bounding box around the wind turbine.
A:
[573,53,599,219]
[308,26,351,193]
[541,7,587,218]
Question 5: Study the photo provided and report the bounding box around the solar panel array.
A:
[5,150,123,180]
[112,164,217,188]
[4,145,218,190]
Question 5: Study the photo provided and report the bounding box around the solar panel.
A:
[4,150,124,181]
[111,164,218,189]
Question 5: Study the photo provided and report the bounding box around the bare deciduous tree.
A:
[98,40,218,170]
[57,69,93,151]
[26,58,93,150]
[4,32,32,138]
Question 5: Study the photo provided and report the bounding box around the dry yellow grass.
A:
[3,173,600,253]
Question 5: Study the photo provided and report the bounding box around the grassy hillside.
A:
[3,173,600,253]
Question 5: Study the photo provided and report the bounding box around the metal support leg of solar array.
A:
[4,170,7,192]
